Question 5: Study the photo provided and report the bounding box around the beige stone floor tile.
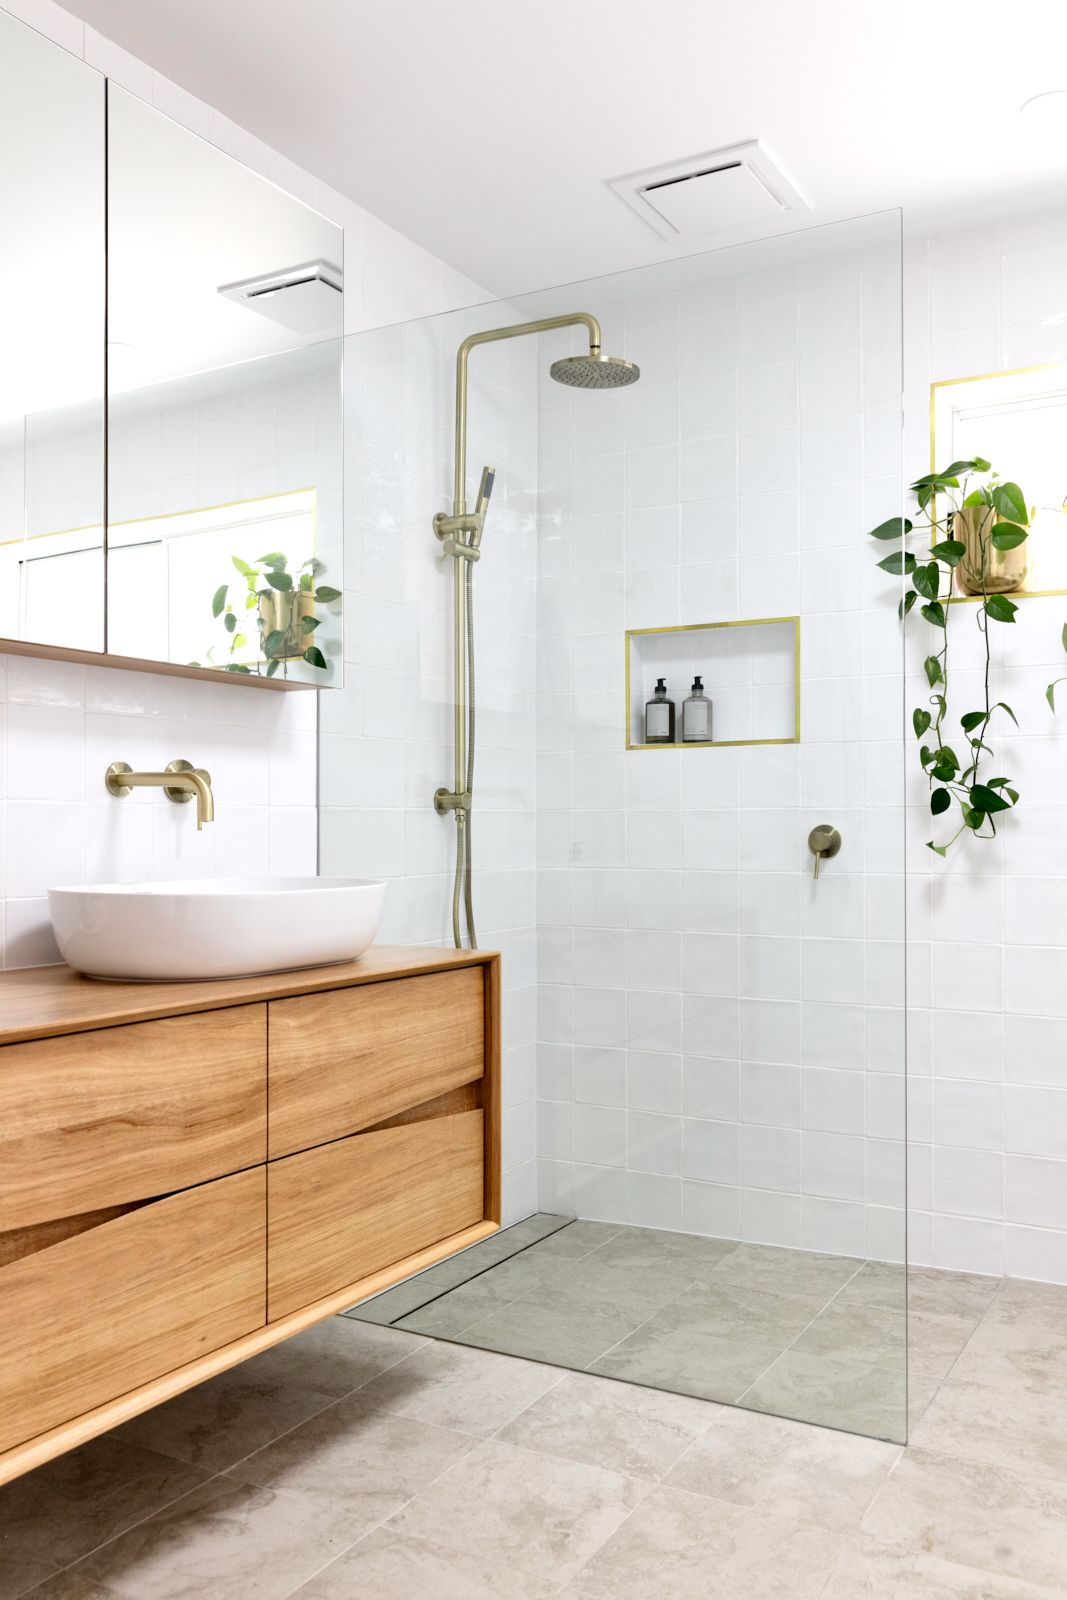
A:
[651,1277,827,1345]
[583,1227,737,1275]
[792,1299,905,1363]
[709,1242,864,1300]
[447,1247,567,1301]
[820,1538,1066,1598]
[993,1277,1067,1324]
[0,1436,210,1572]
[589,1321,784,1404]
[572,1483,844,1599]
[236,1318,425,1397]
[948,1315,1067,1394]
[113,1365,339,1475]
[523,1221,625,1259]
[452,1296,641,1369]
[12,1576,126,1600]
[910,1374,1067,1484]
[394,1283,502,1337]
[387,1436,648,1586]
[741,1350,906,1443]
[521,1254,701,1322]
[498,1369,718,1479]
[840,1262,997,1320]
[666,1405,900,1532]
[862,1447,1067,1590]
[75,1477,358,1600]
[354,1340,563,1436]
[227,1393,475,1535]
[286,1526,561,1599]
[0,1547,60,1600]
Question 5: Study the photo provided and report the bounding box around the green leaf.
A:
[265,659,280,678]
[878,550,917,576]
[868,516,914,540]
[990,523,1028,550]
[258,551,288,566]
[303,645,328,670]
[919,744,935,768]
[924,655,943,687]
[921,601,946,629]
[899,590,918,620]
[267,571,293,592]
[301,615,321,633]
[231,556,256,578]
[964,807,985,831]
[212,584,228,618]
[1061,622,1067,656]
[931,787,952,816]
[940,458,987,479]
[960,710,986,732]
[223,612,236,633]
[225,662,252,674]
[927,841,949,857]
[245,593,258,609]
[962,489,985,508]
[300,573,314,591]
[301,556,325,574]
[877,550,915,575]
[971,783,1013,814]
[992,481,1027,523]
[314,585,341,603]
[913,708,932,739]
[1049,682,1058,711]
[930,539,966,566]
[264,630,288,658]
[993,701,1018,727]
[984,594,1018,623]
[973,456,991,472]
[913,562,941,600]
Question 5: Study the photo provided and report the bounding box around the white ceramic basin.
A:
[48,877,388,981]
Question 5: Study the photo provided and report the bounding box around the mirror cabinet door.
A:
[106,87,343,684]
[0,13,105,655]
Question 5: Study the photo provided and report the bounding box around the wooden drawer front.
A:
[0,1168,265,1456]
[0,1006,266,1233]
[268,1109,484,1319]
[268,968,484,1159]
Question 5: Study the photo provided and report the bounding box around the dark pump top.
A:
[653,678,667,697]
[691,675,704,692]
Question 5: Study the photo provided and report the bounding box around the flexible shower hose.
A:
[450,558,478,950]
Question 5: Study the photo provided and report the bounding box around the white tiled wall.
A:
[532,222,908,1264]
[904,207,1067,1283]
[0,0,487,969]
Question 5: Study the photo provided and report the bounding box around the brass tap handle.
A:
[808,824,841,880]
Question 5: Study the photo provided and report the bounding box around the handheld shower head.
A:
[550,352,640,389]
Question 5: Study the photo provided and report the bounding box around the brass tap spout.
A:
[106,759,215,830]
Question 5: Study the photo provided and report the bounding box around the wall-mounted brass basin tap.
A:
[106,759,214,830]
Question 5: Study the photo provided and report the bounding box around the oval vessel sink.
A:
[48,877,388,981]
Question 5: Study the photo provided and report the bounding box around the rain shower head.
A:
[550,352,640,389]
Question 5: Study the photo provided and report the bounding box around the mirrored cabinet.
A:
[0,10,343,689]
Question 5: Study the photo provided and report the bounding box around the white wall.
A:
[532,224,908,1262]
[0,0,486,968]
[904,207,1067,1284]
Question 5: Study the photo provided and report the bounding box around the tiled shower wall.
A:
[903,207,1067,1283]
[532,229,908,1263]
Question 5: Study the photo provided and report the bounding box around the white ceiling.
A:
[37,0,1067,296]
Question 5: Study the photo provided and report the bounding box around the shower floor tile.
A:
[344,1213,980,1443]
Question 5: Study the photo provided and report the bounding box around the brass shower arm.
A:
[451,312,603,514]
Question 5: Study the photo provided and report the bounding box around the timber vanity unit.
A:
[0,945,500,1485]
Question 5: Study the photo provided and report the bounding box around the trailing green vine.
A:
[867,458,1029,857]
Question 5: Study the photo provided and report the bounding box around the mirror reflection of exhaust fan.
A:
[218,259,342,334]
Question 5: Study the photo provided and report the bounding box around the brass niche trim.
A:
[624,615,801,751]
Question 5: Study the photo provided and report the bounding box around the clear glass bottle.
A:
[644,677,675,744]
[682,674,711,742]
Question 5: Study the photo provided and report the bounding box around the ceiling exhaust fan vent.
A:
[218,259,342,334]
[608,141,809,242]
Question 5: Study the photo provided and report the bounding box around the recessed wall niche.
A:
[625,617,799,750]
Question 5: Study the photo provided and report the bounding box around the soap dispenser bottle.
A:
[682,675,711,742]
[644,677,675,744]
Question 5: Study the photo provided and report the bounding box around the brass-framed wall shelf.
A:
[625,616,800,750]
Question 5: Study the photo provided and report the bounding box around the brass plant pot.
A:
[953,506,1029,596]
[258,589,316,660]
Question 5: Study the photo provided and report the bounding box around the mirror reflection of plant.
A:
[868,457,1029,857]
[208,553,340,677]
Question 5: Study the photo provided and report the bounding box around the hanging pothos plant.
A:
[867,458,1030,857]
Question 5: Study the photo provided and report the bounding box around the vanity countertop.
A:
[0,945,496,1046]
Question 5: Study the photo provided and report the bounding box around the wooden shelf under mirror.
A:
[626,617,800,750]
